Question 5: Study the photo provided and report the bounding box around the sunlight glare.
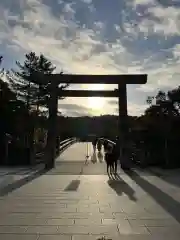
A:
[86,84,106,114]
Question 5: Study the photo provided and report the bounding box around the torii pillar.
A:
[118,83,129,169]
[45,80,59,169]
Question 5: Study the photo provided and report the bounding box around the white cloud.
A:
[134,2,180,36]
[108,99,148,116]
[172,44,180,58]
[138,57,180,92]
[94,21,104,29]
[132,0,153,5]
[81,0,92,4]
[58,102,93,117]
[62,2,75,20]
[58,0,63,4]
[0,0,180,116]
[127,102,148,116]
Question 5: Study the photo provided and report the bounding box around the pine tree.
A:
[8,52,68,113]
[7,52,69,165]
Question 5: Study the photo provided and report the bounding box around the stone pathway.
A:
[0,142,180,239]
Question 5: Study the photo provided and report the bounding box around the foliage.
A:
[0,57,28,135]
[7,52,68,112]
[136,87,180,168]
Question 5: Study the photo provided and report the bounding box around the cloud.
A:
[58,102,92,117]
[108,99,118,105]
[0,0,180,117]
[114,102,148,116]
[127,102,148,116]
[58,103,87,110]
[139,5,180,36]
[108,99,148,116]
[81,0,92,4]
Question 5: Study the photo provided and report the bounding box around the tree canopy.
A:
[8,52,68,112]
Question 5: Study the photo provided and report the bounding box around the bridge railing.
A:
[99,138,116,147]
[36,137,77,162]
[58,137,77,154]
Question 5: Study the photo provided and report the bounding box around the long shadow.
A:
[0,167,48,197]
[64,180,81,191]
[107,173,137,201]
[148,167,180,188]
[0,166,41,176]
[160,175,180,188]
[0,169,24,177]
[124,169,180,223]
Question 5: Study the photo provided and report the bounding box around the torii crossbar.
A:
[32,73,147,169]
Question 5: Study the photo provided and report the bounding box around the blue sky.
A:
[0,0,180,116]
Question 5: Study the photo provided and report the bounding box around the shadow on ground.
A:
[124,169,180,224]
[107,173,137,201]
[149,168,180,188]
[0,167,48,197]
[64,180,81,191]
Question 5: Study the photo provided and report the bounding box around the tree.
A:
[0,56,30,164]
[0,57,28,137]
[146,90,179,118]
[146,96,154,105]
[0,78,28,134]
[143,87,180,167]
[8,52,68,114]
[168,87,180,114]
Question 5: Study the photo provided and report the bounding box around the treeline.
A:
[129,89,180,168]
[0,52,68,165]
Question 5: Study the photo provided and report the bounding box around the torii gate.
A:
[32,73,147,169]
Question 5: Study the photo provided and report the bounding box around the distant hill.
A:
[57,114,139,140]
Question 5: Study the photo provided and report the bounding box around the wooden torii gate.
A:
[33,73,147,169]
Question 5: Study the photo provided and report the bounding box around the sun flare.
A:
[88,97,105,110]
[86,84,106,113]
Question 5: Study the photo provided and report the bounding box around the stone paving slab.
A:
[0,172,180,239]
[0,142,180,239]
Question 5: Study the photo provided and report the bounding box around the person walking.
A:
[92,137,98,152]
[111,136,119,173]
[97,139,102,152]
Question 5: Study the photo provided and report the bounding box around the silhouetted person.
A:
[92,137,98,152]
[97,150,103,162]
[105,144,115,174]
[111,136,119,173]
[97,139,102,152]
[103,140,109,152]
[91,151,97,163]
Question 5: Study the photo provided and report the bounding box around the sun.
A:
[87,84,106,113]
[88,97,104,110]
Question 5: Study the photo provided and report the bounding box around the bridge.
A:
[54,141,107,175]
[0,141,180,239]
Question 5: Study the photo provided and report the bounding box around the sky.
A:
[0,0,180,117]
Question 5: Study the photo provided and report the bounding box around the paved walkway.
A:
[55,142,106,175]
[0,142,180,239]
